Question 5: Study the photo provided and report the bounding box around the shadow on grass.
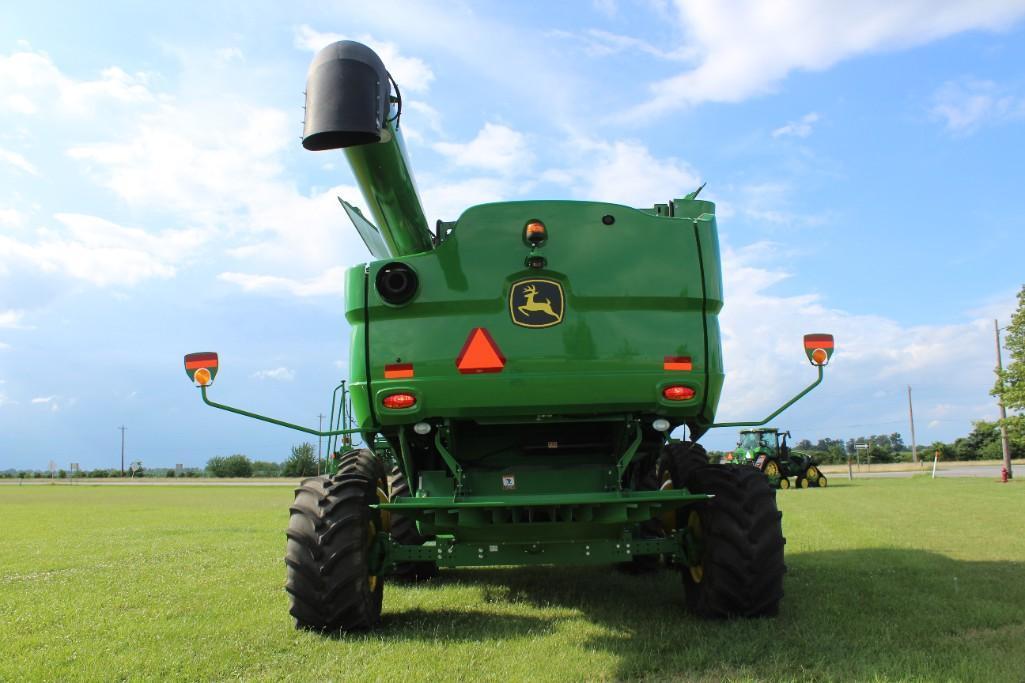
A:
[371,608,559,642]
[388,549,1025,680]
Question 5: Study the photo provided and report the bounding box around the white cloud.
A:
[317,6,583,128]
[549,27,697,61]
[0,49,154,116]
[0,310,29,329]
[931,78,1025,133]
[293,25,434,94]
[400,100,445,144]
[433,123,532,175]
[711,241,1004,439]
[0,147,39,175]
[419,176,509,224]
[546,137,702,206]
[251,367,295,381]
[67,106,292,213]
[772,112,820,138]
[734,182,829,228]
[218,267,347,297]
[0,209,26,230]
[0,214,206,287]
[623,0,1025,119]
[31,395,61,412]
[62,80,372,293]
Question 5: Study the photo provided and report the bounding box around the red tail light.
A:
[662,385,695,401]
[382,393,416,409]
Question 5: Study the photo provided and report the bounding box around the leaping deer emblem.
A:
[517,284,559,320]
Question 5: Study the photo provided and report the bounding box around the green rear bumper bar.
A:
[386,535,689,567]
[375,489,710,526]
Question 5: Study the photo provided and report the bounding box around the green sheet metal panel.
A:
[344,199,725,435]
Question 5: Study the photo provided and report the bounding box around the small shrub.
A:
[282,443,318,477]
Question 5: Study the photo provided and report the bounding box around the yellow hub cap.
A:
[779,477,790,489]
[800,477,810,488]
[806,467,818,481]
[764,460,780,478]
[819,476,827,487]
[687,510,704,583]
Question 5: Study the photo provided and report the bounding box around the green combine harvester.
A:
[724,428,828,489]
[182,41,835,631]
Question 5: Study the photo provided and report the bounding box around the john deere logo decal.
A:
[510,279,564,328]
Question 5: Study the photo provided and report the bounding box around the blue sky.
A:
[2,1,1024,469]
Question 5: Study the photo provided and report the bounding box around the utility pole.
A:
[994,320,1013,479]
[907,385,918,464]
[119,425,126,478]
[317,414,325,476]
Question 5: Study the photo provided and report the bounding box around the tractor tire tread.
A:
[284,450,385,632]
[661,445,785,619]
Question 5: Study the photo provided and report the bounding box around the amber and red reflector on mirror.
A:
[662,385,695,401]
[803,333,835,366]
[183,352,219,386]
[384,363,414,379]
[382,393,416,409]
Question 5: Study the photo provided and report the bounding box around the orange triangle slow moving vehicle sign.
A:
[456,327,506,374]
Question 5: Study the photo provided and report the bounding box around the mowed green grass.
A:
[1,478,1023,682]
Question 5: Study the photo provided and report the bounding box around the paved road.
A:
[832,465,1010,479]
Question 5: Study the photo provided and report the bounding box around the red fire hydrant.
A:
[1001,467,1009,483]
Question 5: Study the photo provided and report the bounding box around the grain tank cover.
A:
[302,41,391,151]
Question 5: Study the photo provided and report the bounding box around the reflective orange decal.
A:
[384,363,414,379]
[663,356,692,371]
[456,328,506,374]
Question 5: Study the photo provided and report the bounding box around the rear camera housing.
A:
[376,262,419,305]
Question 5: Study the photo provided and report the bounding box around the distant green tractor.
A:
[724,428,827,489]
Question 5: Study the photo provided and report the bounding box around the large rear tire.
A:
[661,444,785,618]
[285,449,386,632]
[387,464,438,581]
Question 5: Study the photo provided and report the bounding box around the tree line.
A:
[1,442,326,479]
[204,443,321,478]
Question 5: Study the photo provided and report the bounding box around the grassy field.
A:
[1,478,1023,682]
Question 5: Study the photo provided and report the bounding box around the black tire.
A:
[285,449,386,632]
[387,464,438,581]
[660,444,785,618]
